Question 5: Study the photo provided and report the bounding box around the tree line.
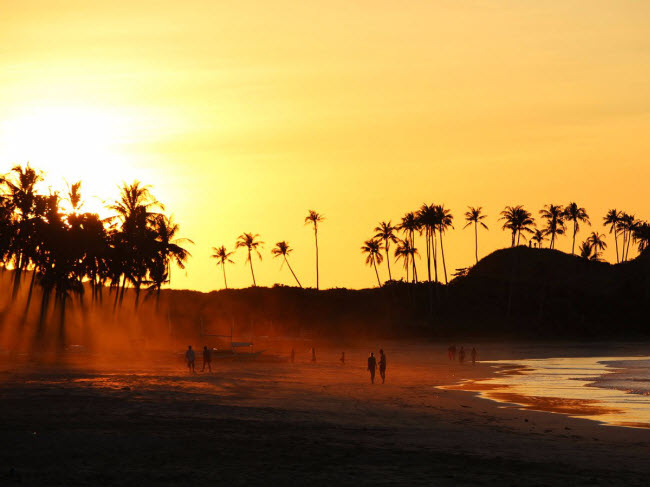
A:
[0,164,191,345]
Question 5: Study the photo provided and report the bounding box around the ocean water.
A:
[455,356,650,428]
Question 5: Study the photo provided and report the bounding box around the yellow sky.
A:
[2,1,650,290]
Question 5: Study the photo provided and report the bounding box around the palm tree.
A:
[633,222,650,255]
[304,210,324,289]
[603,209,622,263]
[361,238,384,286]
[271,241,302,288]
[374,221,398,281]
[399,212,421,283]
[500,205,535,247]
[531,228,547,248]
[578,241,592,260]
[618,213,639,262]
[464,206,488,264]
[417,205,436,282]
[236,232,263,286]
[211,245,234,289]
[564,202,590,255]
[434,205,453,284]
[539,204,565,250]
[394,238,417,282]
[586,232,607,260]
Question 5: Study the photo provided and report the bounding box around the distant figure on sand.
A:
[368,352,377,384]
[185,345,195,374]
[290,348,295,363]
[458,346,466,364]
[471,347,478,365]
[450,344,457,361]
[311,348,316,362]
[379,349,387,384]
[202,346,212,372]
[340,352,345,365]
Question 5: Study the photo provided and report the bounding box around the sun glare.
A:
[0,105,134,217]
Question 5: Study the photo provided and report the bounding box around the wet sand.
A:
[2,342,650,485]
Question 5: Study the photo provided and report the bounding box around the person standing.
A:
[340,352,345,365]
[379,349,387,384]
[202,346,212,372]
[185,345,196,374]
[311,347,316,362]
[458,346,466,364]
[471,347,478,365]
[367,352,377,384]
[290,348,295,363]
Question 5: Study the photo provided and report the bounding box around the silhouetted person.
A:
[368,352,377,384]
[458,346,465,364]
[340,352,345,364]
[471,347,478,365]
[311,347,316,362]
[185,345,195,374]
[451,344,457,361]
[290,348,295,363]
[202,346,212,372]
[379,349,387,384]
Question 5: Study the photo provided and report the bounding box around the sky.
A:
[1,1,650,291]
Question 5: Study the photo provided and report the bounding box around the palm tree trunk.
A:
[474,222,479,264]
[284,257,302,288]
[613,229,620,263]
[384,240,392,281]
[248,250,256,286]
[439,230,448,285]
[425,228,432,282]
[572,223,577,254]
[222,264,228,289]
[373,259,381,287]
[621,229,627,262]
[432,232,439,282]
[22,270,37,326]
[314,228,319,290]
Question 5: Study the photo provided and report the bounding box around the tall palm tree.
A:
[434,205,453,284]
[603,209,622,263]
[394,238,417,282]
[464,206,488,264]
[586,232,607,260]
[500,205,535,247]
[374,221,398,281]
[618,213,638,262]
[361,238,384,286]
[531,228,547,248]
[304,210,324,290]
[271,241,302,288]
[417,205,436,282]
[211,245,234,289]
[564,202,590,255]
[236,232,263,286]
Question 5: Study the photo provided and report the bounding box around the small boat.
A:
[201,319,265,359]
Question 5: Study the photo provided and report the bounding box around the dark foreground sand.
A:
[1,342,650,486]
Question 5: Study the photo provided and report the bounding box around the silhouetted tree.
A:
[305,210,324,289]
[361,238,384,286]
[236,232,263,287]
[603,209,622,263]
[500,205,535,246]
[434,205,454,284]
[374,221,398,281]
[272,241,302,288]
[586,232,607,261]
[211,245,234,289]
[531,228,547,248]
[564,202,590,255]
[539,204,565,250]
[464,206,488,264]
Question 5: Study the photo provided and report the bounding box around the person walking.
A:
[367,352,377,384]
[471,347,478,365]
[458,346,466,364]
[185,345,196,374]
[379,349,387,384]
[202,346,212,372]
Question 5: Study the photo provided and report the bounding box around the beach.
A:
[2,342,650,486]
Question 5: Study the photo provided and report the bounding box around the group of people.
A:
[184,345,212,374]
[367,349,387,384]
[447,344,478,365]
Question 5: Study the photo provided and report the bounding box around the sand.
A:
[1,341,650,486]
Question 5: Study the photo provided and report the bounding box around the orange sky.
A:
[2,1,650,291]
